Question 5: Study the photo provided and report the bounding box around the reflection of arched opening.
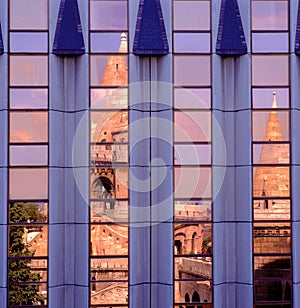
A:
[185,293,190,302]
[92,176,113,198]
[192,291,200,302]
[175,240,182,254]
[191,232,197,254]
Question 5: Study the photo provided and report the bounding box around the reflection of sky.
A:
[175,144,211,165]
[175,111,211,142]
[174,56,211,86]
[9,169,48,199]
[90,1,127,30]
[10,112,48,142]
[174,33,210,53]
[175,167,211,199]
[252,33,288,53]
[10,33,48,53]
[10,56,48,86]
[174,88,211,109]
[252,55,288,86]
[91,33,127,53]
[174,1,210,30]
[252,1,288,30]
[10,88,48,109]
[10,145,48,166]
[10,0,47,29]
[253,88,288,109]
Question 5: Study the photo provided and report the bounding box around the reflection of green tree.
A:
[8,203,45,305]
[202,237,212,254]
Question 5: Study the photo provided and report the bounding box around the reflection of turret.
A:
[100,33,128,87]
[91,33,129,204]
[253,92,289,199]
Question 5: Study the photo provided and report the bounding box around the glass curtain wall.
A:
[89,0,129,306]
[8,0,49,306]
[173,1,213,307]
[251,0,292,306]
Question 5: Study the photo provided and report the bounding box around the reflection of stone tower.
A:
[253,93,291,302]
[90,34,129,208]
[253,92,289,199]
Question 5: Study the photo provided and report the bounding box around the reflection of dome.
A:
[96,111,128,143]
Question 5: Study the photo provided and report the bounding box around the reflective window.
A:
[252,88,289,109]
[252,33,288,53]
[252,55,289,86]
[174,56,211,86]
[175,167,211,199]
[251,1,291,305]
[90,55,128,86]
[10,112,48,143]
[10,0,48,29]
[90,1,127,30]
[10,145,48,166]
[10,56,48,86]
[174,1,210,30]
[9,168,48,200]
[252,1,288,31]
[91,88,128,109]
[175,200,212,221]
[8,2,49,306]
[174,111,211,142]
[175,144,211,165]
[174,33,210,53]
[252,110,289,141]
[174,88,211,109]
[10,88,48,109]
[91,32,128,53]
[10,32,48,53]
[253,199,290,221]
[90,111,128,143]
[89,2,129,306]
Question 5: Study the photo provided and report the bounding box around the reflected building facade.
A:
[1,0,300,308]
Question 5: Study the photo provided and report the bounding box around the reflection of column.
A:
[212,0,252,305]
[0,2,8,301]
[49,1,89,305]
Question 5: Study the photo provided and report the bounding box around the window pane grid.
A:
[251,0,291,304]
[8,0,49,305]
[89,1,129,306]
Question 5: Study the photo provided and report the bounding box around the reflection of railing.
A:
[178,258,212,279]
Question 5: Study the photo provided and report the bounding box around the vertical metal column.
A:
[48,0,89,306]
[212,0,253,306]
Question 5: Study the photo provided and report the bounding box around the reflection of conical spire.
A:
[253,93,289,198]
[263,92,283,142]
[100,33,128,86]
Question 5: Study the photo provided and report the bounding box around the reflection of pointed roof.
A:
[253,93,289,198]
[263,92,283,142]
[100,33,128,86]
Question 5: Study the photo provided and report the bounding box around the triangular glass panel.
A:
[295,0,300,54]
[216,0,247,55]
[52,0,85,55]
[133,0,169,56]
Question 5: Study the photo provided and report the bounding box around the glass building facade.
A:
[1,0,300,307]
